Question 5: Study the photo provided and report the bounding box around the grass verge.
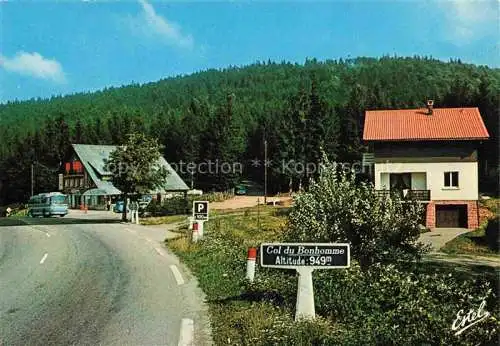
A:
[0,217,28,226]
[441,220,499,257]
[166,213,295,345]
[139,214,189,225]
[441,199,499,257]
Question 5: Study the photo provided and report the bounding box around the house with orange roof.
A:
[362,100,489,230]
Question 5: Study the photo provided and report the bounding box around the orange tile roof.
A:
[363,107,489,141]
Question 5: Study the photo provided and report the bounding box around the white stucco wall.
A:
[379,173,390,189]
[374,162,478,200]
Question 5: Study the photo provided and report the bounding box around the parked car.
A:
[187,189,203,195]
[235,184,247,195]
[113,199,151,215]
[113,201,130,213]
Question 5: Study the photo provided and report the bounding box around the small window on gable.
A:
[444,171,459,188]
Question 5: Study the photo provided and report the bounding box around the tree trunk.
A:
[122,193,128,222]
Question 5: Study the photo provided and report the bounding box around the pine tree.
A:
[74,119,83,143]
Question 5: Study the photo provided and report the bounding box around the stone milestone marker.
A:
[260,243,350,321]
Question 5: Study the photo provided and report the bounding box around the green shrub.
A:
[272,207,290,217]
[12,208,28,217]
[145,197,189,216]
[485,217,499,252]
[313,263,499,345]
[247,261,499,345]
[286,155,428,269]
[144,191,235,216]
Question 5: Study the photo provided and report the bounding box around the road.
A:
[0,211,212,346]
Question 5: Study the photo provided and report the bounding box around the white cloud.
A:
[0,51,66,83]
[134,0,194,49]
[442,0,499,44]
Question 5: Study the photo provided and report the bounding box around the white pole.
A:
[192,222,199,243]
[198,220,204,239]
[135,209,139,224]
[246,247,257,282]
[188,216,194,230]
[127,198,131,222]
[295,267,315,321]
[131,205,135,223]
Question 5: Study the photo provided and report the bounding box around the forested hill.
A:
[0,56,499,204]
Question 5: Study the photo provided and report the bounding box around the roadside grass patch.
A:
[441,218,500,256]
[0,217,27,226]
[212,205,284,216]
[140,214,188,225]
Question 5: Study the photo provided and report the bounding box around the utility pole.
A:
[264,139,267,204]
[31,162,34,197]
[257,197,260,231]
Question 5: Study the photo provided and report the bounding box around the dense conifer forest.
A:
[0,56,498,204]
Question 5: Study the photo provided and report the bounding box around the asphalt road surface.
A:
[0,212,212,346]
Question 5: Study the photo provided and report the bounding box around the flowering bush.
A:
[285,155,428,269]
[313,263,499,345]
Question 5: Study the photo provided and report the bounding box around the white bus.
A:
[27,192,68,217]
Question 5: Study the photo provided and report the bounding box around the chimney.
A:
[426,100,434,115]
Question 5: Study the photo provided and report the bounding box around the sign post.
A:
[130,201,136,223]
[192,201,209,240]
[260,243,350,321]
[58,174,63,191]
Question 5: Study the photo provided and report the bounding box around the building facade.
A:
[362,101,489,229]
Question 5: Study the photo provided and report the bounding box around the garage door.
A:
[435,205,467,228]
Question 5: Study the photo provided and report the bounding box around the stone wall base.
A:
[426,200,479,230]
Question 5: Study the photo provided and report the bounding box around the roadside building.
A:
[362,101,489,229]
[61,144,189,209]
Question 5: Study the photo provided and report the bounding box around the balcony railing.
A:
[64,171,84,177]
[375,189,431,201]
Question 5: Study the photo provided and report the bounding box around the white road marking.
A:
[40,253,48,264]
[170,265,185,285]
[178,318,194,346]
[154,246,165,257]
[31,226,51,238]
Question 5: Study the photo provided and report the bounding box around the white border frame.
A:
[192,200,209,221]
[260,242,350,269]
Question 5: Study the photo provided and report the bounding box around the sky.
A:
[0,0,498,103]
